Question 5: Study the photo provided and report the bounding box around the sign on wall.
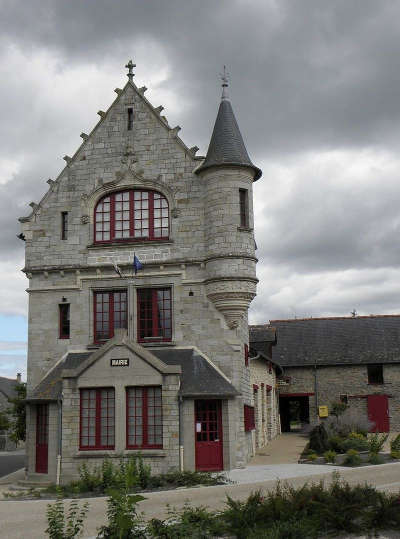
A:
[110,358,129,367]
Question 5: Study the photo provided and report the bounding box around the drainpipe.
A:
[314,358,319,424]
[178,395,184,471]
[56,394,63,486]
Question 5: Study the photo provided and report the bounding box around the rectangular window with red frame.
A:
[80,388,115,449]
[137,288,172,342]
[126,387,162,448]
[244,404,255,432]
[94,290,127,343]
[59,304,70,339]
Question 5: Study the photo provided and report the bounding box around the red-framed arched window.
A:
[94,189,169,243]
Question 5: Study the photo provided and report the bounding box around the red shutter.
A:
[244,405,255,431]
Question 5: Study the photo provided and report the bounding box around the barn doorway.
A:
[279,395,310,432]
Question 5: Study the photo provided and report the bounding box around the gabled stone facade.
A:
[21,63,262,483]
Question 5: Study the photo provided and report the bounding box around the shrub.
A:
[309,424,329,454]
[368,433,388,454]
[325,409,373,438]
[46,495,88,538]
[341,436,369,452]
[368,453,383,465]
[327,435,345,453]
[390,433,400,453]
[97,490,146,538]
[307,452,318,461]
[344,449,362,466]
[323,450,336,463]
[390,450,400,459]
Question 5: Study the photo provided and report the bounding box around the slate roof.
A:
[0,376,17,400]
[28,348,238,401]
[27,353,92,401]
[268,316,400,367]
[152,348,239,397]
[195,99,262,181]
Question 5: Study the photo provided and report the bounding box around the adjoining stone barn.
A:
[250,315,400,433]
[19,61,264,484]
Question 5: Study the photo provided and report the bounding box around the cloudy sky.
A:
[2,0,400,379]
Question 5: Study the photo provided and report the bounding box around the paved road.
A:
[0,461,399,539]
[0,452,25,479]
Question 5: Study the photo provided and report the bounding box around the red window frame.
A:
[126,387,163,449]
[137,288,172,342]
[93,290,127,343]
[244,404,255,432]
[80,388,115,450]
[59,304,70,339]
[94,189,169,244]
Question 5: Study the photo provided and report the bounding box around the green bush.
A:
[97,490,146,538]
[341,436,369,452]
[368,452,383,465]
[368,433,388,454]
[46,494,88,539]
[344,449,362,466]
[308,424,329,454]
[390,450,400,459]
[390,433,400,453]
[327,435,345,453]
[323,450,336,463]
[307,452,318,461]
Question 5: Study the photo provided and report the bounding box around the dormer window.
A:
[94,189,169,243]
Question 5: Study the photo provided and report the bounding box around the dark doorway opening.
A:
[280,395,310,433]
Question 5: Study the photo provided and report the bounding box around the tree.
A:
[0,410,10,433]
[7,382,26,444]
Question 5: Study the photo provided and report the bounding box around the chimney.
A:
[16,373,21,383]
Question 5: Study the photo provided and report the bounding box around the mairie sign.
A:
[110,358,129,367]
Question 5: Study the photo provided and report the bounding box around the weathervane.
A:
[220,65,229,100]
[125,59,136,82]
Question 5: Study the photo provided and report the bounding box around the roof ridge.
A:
[270,314,400,322]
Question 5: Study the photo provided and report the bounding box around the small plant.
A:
[390,433,400,453]
[368,452,383,465]
[344,449,362,466]
[390,450,400,459]
[341,435,369,452]
[97,490,146,538]
[308,424,329,454]
[46,494,89,539]
[307,452,318,461]
[368,433,388,454]
[323,450,336,463]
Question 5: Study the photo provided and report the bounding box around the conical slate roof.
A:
[196,94,262,181]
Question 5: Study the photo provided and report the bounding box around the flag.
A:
[133,254,143,275]
[112,262,123,278]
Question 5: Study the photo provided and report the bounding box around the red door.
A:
[195,400,223,471]
[368,395,390,432]
[36,404,49,473]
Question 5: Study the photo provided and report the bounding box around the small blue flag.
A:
[133,254,143,275]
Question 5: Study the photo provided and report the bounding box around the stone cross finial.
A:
[220,65,229,100]
[125,59,136,81]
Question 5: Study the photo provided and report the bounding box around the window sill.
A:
[74,449,166,459]
[86,240,174,249]
[367,382,385,385]
[140,341,175,347]
[237,226,253,232]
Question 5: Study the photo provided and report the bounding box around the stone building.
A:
[249,326,281,450]
[20,62,262,483]
[0,375,20,450]
[250,316,400,433]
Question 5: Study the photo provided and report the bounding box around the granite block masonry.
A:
[20,61,263,483]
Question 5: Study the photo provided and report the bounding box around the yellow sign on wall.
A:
[319,405,329,418]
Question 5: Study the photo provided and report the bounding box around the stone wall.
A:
[283,363,400,430]
[251,358,280,448]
